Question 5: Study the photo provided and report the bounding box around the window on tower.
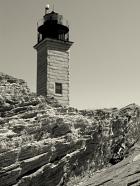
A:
[55,83,62,94]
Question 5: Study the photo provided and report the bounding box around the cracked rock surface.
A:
[78,141,140,186]
[0,72,140,186]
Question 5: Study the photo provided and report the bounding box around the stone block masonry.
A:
[34,38,73,106]
[37,46,47,96]
[47,49,69,106]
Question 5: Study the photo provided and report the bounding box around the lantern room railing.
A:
[37,16,69,43]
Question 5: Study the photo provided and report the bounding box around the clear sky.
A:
[0,0,140,109]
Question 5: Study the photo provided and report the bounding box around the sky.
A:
[0,0,140,109]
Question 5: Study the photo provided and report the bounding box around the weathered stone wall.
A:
[47,49,69,106]
[34,38,73,106]
[36,44,47,96]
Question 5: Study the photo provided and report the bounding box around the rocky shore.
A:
[0,72,140,186]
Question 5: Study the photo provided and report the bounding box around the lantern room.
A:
[37,6,69,43]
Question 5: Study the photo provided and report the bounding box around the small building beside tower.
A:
[34,5,73,106]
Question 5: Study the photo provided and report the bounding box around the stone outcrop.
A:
[0,73,140,186]
[78,141,140,186]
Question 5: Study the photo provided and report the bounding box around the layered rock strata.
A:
[0,73,140,186]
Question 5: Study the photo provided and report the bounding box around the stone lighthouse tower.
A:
[34,5,73,106]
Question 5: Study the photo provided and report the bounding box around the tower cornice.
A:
[34,38,73,51]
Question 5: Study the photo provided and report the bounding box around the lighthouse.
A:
[34,5,73,106]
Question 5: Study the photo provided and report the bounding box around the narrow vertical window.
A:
[55,83,62,94]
